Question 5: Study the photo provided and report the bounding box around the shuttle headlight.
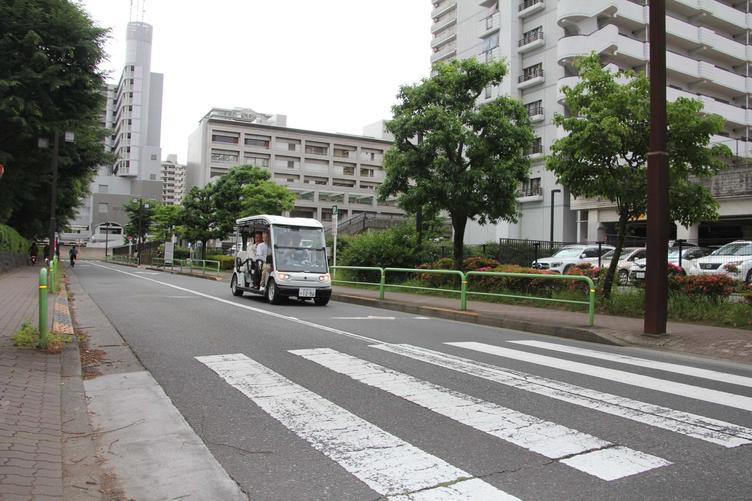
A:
[277,273,291,281]
[319,273,331,282]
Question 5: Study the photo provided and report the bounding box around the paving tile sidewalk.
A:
[331,285,752,364]
[0,266,63,501]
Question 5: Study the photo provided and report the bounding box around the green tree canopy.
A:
[123,198,156,248]
[180,186,223,258]
[211,165,272,237]
[239,180,296,218]
[0,0,111,237]
[547,53,730,297]
[379,59,535,268]
[150,202,183,243]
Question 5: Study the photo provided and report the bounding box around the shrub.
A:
[565,263,604,294]
[0,224,30,253]
[469,264,560,296]
[45,332,72,354]
[338,223,428,271]
[12,322,38,348]
[670,274,734,302]
[463,256,501,271]
[206,254,235,270]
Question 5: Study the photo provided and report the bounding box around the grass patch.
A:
[10,322,72,352]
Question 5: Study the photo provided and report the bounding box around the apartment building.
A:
[186,108,403,224]
[161,154,186,205]
[61,21,164,247]
[430,0,752,245]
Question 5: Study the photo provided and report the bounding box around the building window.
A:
[360,168,374,177]
[305,144,329,156]
[530,137,543,154]
[289,143,296,151]
[485,86,492,99]
[481,32,499,51]
[288,160,295,168]
[98,184,108,194]
[244,155,270,168]
[245,135,271,148]
[212,134,239,144]
[520,26,543,46]
[211,149,239,163]
[520,63,544,82]
[98,203,109,214]
[343,166,355,176]
[522,177,542,196]
[525,100,543,116]
[151,154,157,160]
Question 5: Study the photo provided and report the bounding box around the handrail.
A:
[330,266,385,299]
[330,265,598,326]
[384,267,468,310]
[466,271,596,326]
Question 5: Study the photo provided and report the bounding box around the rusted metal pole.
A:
[644,0,669,335]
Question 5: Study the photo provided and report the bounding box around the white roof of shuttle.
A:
[235,215,324,229]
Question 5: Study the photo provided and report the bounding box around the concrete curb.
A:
[331,293,624,346]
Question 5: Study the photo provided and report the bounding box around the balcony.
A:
[431,0,456,20]
[431,25,457,49]
[696,166,752,199]
[519,0,544,17]
[518,69,545,89]
[517,185,544,202]
[528,107,545,123]
[431,43,457,64]
[557,0,645,29]
[529,142,544,159]
[431,14,456,34]
[669,0,748,35]
[479,12,500,37]
[518,31,545,53]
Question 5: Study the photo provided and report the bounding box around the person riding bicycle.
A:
[69,245,78,268]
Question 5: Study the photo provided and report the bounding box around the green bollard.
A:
[378,268,385,300]
[460,276,468,311]
[38,268,49,348]
[48,261,55,295]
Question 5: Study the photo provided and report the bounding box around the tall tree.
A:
[379,59,535,269]
[0,0,110,237]
[123,198,156,250]
[150,202,183,243]
[239,180,295,217]
[181,186,223,259]
[211,165,272,238]
[547,54,730,297]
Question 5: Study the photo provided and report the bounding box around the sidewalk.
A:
[331,285,752,364]
[0,266,63,500]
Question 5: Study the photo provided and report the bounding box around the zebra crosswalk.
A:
[195,339,752,499]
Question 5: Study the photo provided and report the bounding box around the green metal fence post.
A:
[460,273,468,311]
[379,268,385,300]
[38,268,49,348]
[588,286,596,327]
[49,259,56,294]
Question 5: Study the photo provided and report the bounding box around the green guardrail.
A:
[151,257,220,276]
[330,266,597,326]
[106,255,138,265]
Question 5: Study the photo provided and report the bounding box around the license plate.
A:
[298,288,316,297]
[635,271,645,279]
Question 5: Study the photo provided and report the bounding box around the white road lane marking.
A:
[331,316,397,320]
[509,340,752,388]
[371,344,752,448]
[86,262,752,448]
[196,353,518,500]
[291,348,670,480]
[446,342,752,412]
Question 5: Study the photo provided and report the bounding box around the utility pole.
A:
[644,0,670,335]
[48,131,59,261]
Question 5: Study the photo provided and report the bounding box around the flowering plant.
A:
[671,274,734,302]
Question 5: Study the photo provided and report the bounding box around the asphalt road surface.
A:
[73,261,752,500]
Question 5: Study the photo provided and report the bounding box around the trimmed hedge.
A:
[0,224,29,253]
[206,254,235,270]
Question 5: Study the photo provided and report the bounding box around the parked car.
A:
[630,246,716,283]
[687,240,752,284]
[532,244,614,274]
[598,247,646,285]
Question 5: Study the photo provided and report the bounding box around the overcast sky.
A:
[78,0,433,164]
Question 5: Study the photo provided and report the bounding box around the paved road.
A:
[73,261,752,500]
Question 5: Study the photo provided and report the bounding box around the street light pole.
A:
[644,0,670,335]
[550,189,561,244]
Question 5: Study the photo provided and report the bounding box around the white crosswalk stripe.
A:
[196,353,518,500]
[371,344,752,448]
[291,348,670,481]
[508,340,752,388]
[445,342,752,412]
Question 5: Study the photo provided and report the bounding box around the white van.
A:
[230,215,332,305]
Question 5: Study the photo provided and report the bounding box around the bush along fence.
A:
[330,265,597,326]
[151,257,220,276]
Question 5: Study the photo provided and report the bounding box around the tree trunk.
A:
[602,214,628,299]
[415,207,423,252]
[201,239,208,260]
[451,214,466,270]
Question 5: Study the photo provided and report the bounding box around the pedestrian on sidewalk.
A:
[69,244,78,267]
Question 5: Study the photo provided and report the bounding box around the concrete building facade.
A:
[62,21,163,247]
[161,154,186,205]
[186,108,403,224]
[431,0,752,245]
